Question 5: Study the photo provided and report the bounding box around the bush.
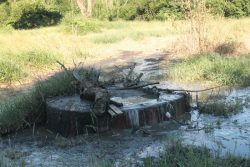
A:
[118,0,184,21]
[9,0,62,29]
[62,14,103,35]
[207,0,250,17]
[206,0,226,16]
[1,0,250,25]
[225,0,250,18]
[0,3,10,26]
[0,0,7,3]
[119,3,138,20]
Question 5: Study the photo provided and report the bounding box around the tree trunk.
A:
[76,0,87,17]
[87,0,94,17]
[76,0,94,17]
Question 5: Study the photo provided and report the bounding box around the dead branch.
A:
[120,82,159,90]
[156,85,221,93]
[56,60,72,76]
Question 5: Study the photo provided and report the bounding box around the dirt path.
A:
[0,36,176,100]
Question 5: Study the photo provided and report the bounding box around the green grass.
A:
[18,49,58,68]
[0,60,26,83]
[0,69,78,135]
[199,100,243,117]
[167,54,250,86]
[144,140,250,167]
[91,30,166,44]
[91,33,125,44]
[61,15,128,35]
[0,49,62,83]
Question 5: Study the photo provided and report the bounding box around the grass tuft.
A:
[199,100,243,117]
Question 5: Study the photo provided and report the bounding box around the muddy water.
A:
[181,87,250,157]
[0,57,250,166]
[0,87,249,167]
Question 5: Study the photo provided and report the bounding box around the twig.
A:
[56,60,71,76]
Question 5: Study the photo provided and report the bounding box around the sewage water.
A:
[0,87,249,166]
[0,57,249,166]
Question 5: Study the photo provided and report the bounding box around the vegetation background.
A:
[0,0,250,29]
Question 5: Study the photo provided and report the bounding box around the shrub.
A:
[119,3,138,20]
[206,0,226,16]
[224,0,250,18]
[118,0,184,21]
[62,14,102,35]
[206,0,250,17]
[0,3,10,26]
[0,0,7,3]
[9,0,62,29]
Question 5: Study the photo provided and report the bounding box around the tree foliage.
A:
[0,0,249,29]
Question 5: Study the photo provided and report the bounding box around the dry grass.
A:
[166,0,250,58]
[0,20,176,85]
[0,18,249,84]
[214,41,248,56]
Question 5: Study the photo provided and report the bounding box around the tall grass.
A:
[0,49,62,83]
[0,60,26,83]
[199,100,243,117]
[91,33,125,44]
[167,54,250,86]
[0,69,78,135]
[169,0,250,57]
[18,49,58,68]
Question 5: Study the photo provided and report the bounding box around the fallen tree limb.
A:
[119,82,159,90]
[56,60,72,76]
[110,100,123,107]
[156,85,221,93]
